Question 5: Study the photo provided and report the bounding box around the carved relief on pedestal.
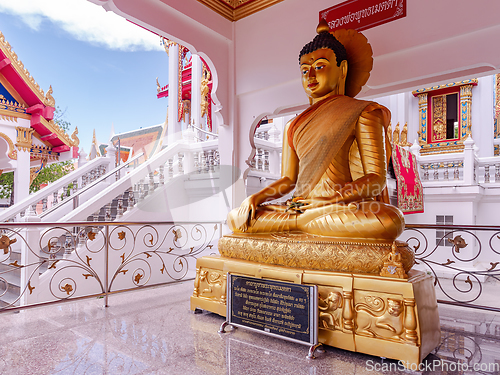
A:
[380,242,408,279]
[343,291,354,332]
[354,292,406,343]
[194,267,226,303]
[318,286,344,331]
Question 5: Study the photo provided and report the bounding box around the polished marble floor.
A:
[0,281,499,375]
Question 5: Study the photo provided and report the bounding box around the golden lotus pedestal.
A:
[190,234,441,369]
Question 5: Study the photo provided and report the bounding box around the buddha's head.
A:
[299,20,348,103]
[299,21,374,102]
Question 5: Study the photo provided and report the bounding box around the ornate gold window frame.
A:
[412,79,477,155]
[494,74,500,156]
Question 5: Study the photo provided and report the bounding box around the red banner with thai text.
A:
[320,0,406,32]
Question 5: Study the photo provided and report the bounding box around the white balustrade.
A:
[410,137,500,188]
[56,137,219,223]
[0,156,114,223]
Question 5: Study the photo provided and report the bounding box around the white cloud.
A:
[0,0,162,51]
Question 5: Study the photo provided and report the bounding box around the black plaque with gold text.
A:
[227,274,318,345]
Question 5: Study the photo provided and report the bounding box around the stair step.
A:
[0,289,20,308]
[0,262,21,278]
[0,270,20,290]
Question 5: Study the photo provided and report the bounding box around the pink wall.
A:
[88,0,500,205]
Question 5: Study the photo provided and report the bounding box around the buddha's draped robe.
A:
[228,95,404,241]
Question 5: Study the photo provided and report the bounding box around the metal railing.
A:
[401,223,500,312]
[2,221,498,313]
[0,220,222,313]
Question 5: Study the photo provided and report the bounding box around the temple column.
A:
[14,126,32,204]
[14,149,30,204]
[191,54,202,132]
[167,42,181,143]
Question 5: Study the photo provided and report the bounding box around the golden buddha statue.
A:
[193,23,440,369]
[228,20,404,242]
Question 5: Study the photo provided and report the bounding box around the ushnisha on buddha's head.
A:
[299,20,348,104]
[299,20,374,104]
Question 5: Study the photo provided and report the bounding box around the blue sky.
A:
[0,0,170,154]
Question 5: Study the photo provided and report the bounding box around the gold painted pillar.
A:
[417,93,427,146]
[460,84,473,137]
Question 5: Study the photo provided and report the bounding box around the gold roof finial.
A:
[71,127,79,147]
[44,85,55,107]
[156,77,161,93]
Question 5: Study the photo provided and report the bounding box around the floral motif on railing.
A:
[0,222,220,311]
[401,225,500,306]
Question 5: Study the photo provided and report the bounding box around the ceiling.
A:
[196,0,283,21]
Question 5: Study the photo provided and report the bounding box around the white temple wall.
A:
[471,75,495,158]
[404,189,478,226]
[476,197,500,226]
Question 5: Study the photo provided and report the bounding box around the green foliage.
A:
[53,106,71,132]
[30,160,74,193]
[0,107,75,202]
[0,172,13,199]
[0,161,75,200]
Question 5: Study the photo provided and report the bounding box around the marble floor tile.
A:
[0,280,499,374]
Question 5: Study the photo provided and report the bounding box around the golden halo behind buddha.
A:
[332,28,373,98]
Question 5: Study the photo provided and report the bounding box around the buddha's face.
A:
[300,48,347,103]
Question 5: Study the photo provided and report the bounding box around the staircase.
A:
[0,135,224,308]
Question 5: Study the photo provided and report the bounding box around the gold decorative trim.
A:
[71,127,79,147]
[0,76,26,108]
[40,117,73,147]
[196,0,284,21]
[0,97,27,114]
[400,123,411,147]
[15,126,34,151]
[43,85,55,107]
[156,77,161,93]
[191,257,441,369]
[161,38,177,55]
[218,234,415,275]
[0,32,51,105]
[29,156,47,185]
[380,242,408,279]
[32,131,55,149]
[31,144,59,161]
[90,129,101,157]
[392,122,400,145]
[495,74,500,140]
[0,108,29,120]
[419,143,464,155]
[412,78,478,95]
[0,114,18,122]
[416,81,475,155]
[0,132,17,159]
[201,66,211,119]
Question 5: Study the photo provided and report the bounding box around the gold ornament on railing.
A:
[0,235,16,255]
